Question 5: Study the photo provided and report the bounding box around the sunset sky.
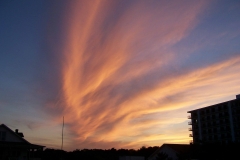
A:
[0,0,240,151]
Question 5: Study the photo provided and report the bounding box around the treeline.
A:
[35,143,240,160]
[39,146,159,160]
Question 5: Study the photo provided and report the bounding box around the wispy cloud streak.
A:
[44,0,240,150]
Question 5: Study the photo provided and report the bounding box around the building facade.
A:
[188,95,240,144]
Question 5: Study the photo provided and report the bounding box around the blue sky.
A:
[0,0,240,150]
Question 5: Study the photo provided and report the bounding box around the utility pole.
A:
[61,116,64,150]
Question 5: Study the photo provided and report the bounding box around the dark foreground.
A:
[35,143,240,160]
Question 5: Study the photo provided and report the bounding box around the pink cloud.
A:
[43,0,240,150]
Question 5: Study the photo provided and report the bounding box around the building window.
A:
[0,131,6,141]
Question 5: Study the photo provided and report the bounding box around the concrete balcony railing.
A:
[188,121,192,125]
[189,128,192,131]
[189,134,193,137]
[188,115,191,119]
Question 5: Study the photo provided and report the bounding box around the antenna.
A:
[61,116,64,150]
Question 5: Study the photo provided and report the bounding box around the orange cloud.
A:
[45,0,240,150]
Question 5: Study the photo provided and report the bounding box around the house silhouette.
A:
[0,124,45,160]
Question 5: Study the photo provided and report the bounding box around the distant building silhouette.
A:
[188,94,240,144]
[147,144,190,160]
[0,124,45,160]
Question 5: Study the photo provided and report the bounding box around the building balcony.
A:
[189,128,192,131]
[189,140,193,144]
[188,115,191,119]
[189,134,193,137]
[188,121,192,125]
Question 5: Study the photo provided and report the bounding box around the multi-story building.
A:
[188,94,240,144]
